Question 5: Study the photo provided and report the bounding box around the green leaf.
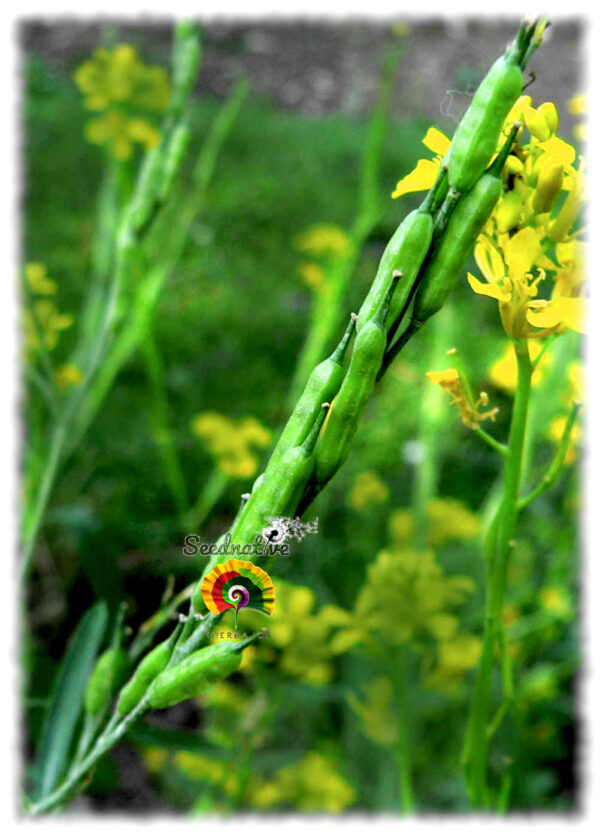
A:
[34,601,108,801]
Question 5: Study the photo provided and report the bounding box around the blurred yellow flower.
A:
[252,753,355,812]
[25,263,57,295]
[347,676,398,748]
[74,44,170,112]
[567,93,586,142]
[488,341,552,394]
[426,633,482,693]
[294,224,351,257]
[539,586,573,621]
[348,471,389,510]
[191,411,271,480]
[427,497,480,545]
[74,43,170,159]
[140,746,169,774]
[24,300,74,353]
[85,109,160,160]
[55,364,84,391]
[548,414,581,464]
[298,261,326,294]
[330,547,476,652]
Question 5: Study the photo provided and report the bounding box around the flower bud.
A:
[533,156,564,213]
[538,102,559,135]
[524,106,551,142]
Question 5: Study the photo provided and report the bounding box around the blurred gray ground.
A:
[21,18,584,132]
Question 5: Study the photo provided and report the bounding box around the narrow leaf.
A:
[34,601,108,800]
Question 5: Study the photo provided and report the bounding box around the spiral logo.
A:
[200,559,275,627]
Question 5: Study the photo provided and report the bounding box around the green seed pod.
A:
[157,124,191,203]
[271,315,355,456]
[314,275,399,486]
[148,638,255,709]
[356,201,434,334]
[446,52,523,194]
[84,647,128,717]
[170,22,202,118]
[412,126,519,325]
[116,638,174,716]
[230,404,330,546]
[532,156,564,214]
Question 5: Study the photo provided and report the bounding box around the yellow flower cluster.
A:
[22,264,74,355]
[326,547,476,652]
[251,753,356,812]
[191,412,271,479]
[347,470,389,510]
[468,97,585,339]
[147,746,356,813]
[74,44,170,160]
[390,99,586,341]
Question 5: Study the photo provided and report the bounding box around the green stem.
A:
[395,645,414,814]
[463,338,532,808]
[21,422,67,580]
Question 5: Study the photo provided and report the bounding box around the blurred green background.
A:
[22,19,583,813]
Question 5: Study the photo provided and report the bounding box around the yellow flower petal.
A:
[504,228,541,279]
[392,158,440,199]
[474,237,505,283]
[467,273,510,301]
[527,297,585,334]
[422,127,450,157]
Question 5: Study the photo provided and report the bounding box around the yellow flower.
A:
[488,341,552,394]
[347,471,389,510]
[298,262,326,293]
[140,747,169,774]
[74,44,170,112]
[24,300,74,353]
[24,263,57,295]
[85,110,160,160]
[568,94,586,118]
[425,368,498,429]
[55,364,84,391]
[426,633,482,693]
[294,224,351,257]
[467,229,584,338]
[548,415,581,465]
[427,497,480,545]
[331,548,475,651]
[191,411,271,480]
[347,677,398,748]
[539,586,573,621]
[255,753,355,813]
